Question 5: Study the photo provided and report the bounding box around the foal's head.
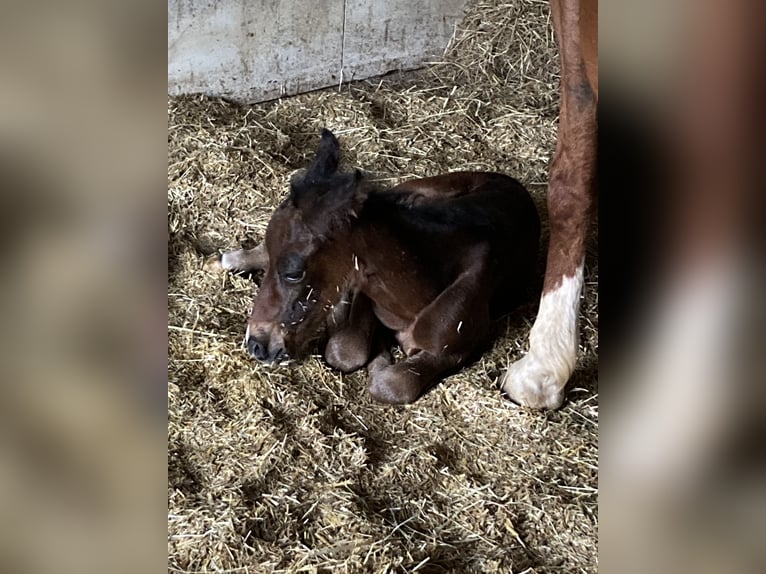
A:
[245,129,364,363]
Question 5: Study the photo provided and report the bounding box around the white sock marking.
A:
[502,261,584,409]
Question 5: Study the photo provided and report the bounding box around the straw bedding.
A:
[168,0,598,571]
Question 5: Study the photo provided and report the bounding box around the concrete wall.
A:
[168,0,469,103]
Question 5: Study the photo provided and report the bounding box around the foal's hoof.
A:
[203,254,224,272]
[501,353,568,410]
[368,364,421,405]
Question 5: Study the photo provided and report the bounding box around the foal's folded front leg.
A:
[367,263,492,404]
[367,350,464,404]
[324,291,378,373]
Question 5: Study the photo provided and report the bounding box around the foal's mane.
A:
[362,187,505,237]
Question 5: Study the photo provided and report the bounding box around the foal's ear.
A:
[296,169,363,236]
[306,129,340,179]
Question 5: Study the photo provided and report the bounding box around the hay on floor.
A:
[168,1,597,572]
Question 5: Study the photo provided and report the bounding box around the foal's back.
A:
[359,172,540,314]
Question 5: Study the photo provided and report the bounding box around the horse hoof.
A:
[501,353,567,410]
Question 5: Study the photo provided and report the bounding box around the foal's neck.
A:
[343,204,443,318]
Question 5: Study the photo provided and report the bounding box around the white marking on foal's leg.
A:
[203,253,224,271]
[221,250,245,271]
[219,244,268,273]
[243,324,250,348]
[501,261,584,409]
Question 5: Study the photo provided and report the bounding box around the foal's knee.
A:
[368,362,421,405]
[324,331,370,373]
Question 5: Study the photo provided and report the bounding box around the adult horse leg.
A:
[501,0,597,409]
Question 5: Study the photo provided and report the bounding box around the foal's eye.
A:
[282,270,305,284]
[279,253,307,284]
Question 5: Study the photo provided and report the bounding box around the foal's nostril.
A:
[246,336,287,363]
[247,337,269,361]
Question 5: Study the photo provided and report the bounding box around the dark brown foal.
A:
[213,129,540,403]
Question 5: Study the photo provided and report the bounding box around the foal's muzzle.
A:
[246,335,286,363]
